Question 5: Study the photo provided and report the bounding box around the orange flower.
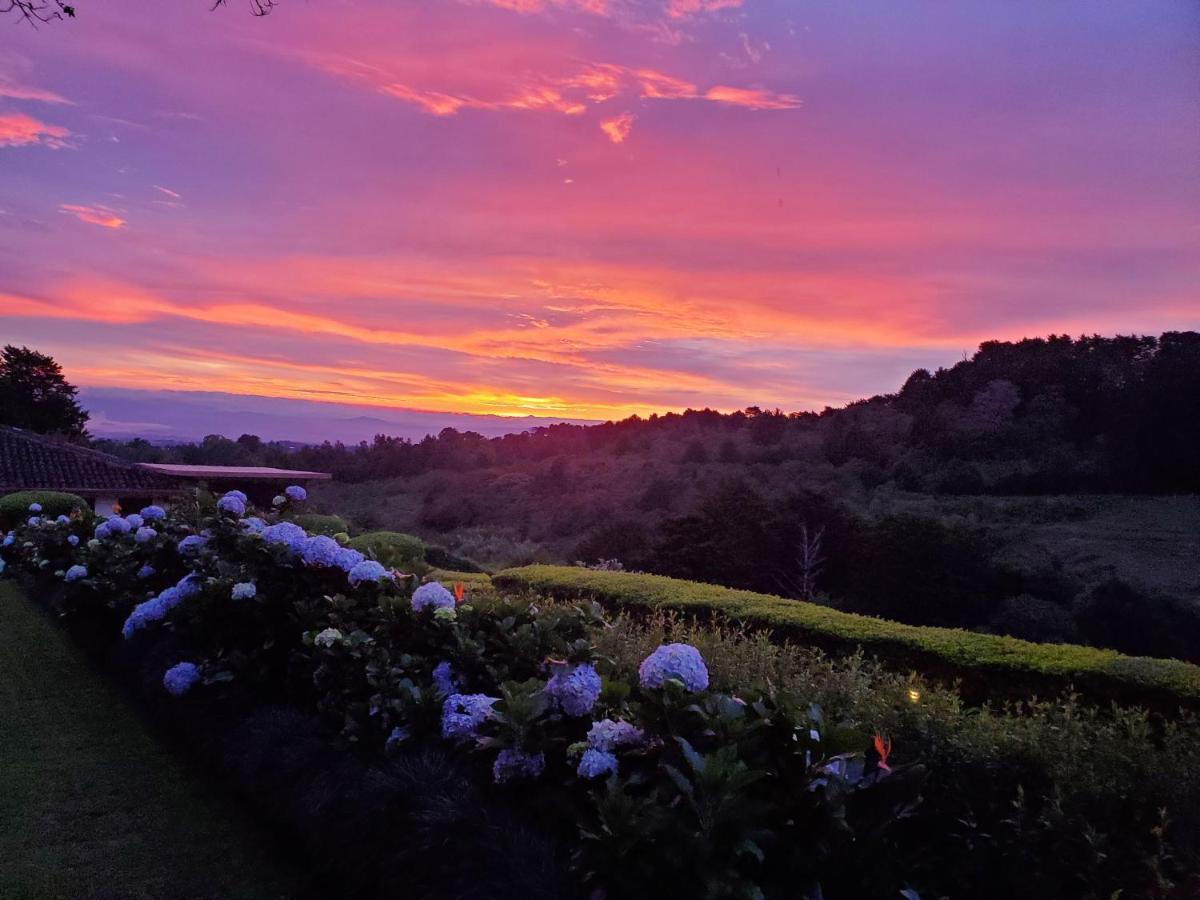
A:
[873,733,893,773]
[454,581,465,603]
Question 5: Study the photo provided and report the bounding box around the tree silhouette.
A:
[3,0,273,25]
[0,345,89,437]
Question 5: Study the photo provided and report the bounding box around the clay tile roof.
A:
[0,426,185,496]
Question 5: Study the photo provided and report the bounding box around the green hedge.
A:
[493,565,1200,714]
[289,513,349,537]
[0,491,89,529]
[347,531,426,573]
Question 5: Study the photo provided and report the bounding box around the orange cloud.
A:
[0,112,70,148]
[600,111,635,143]
[704,85,801,109]
[635,68,697,99]
[666,0,743,19]
[379,83,468,116]
[59,204,126,229]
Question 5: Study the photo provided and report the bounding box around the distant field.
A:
[0,581,300,900]
[863,493,1200,603]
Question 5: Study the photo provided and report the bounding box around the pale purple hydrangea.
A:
[493,748,545,783]
[263,522,308,554]
[135,526,157,544]
[216,494,246,517]
[125,514,144,528]
[577,748,619,779]
[314,627,344,648]
[0,559,6,575]
[587,719,644,752]
[140,505,166,521]
[638,643,709,692]
[123,594,171,638]
[67,535,79,546]
[348,560,390,586]
[231,582,257,601]
[56,514,70,525]
[105,517,133,536]
[137,564,155,579]
[223,490,248,504]
[441,693,497,741]
[301,535,340,567]
[333,546,365,572]
[178,534,207,555]
[285,485,307,502]
[432,660,456,695]
[411,581,455,612]
[64,564,87,582]
[3,532,14,547]
[93,521,110,540]
[163,661,201,696]
[28,503,42,513]
[27,517,40,527]
[546,662,602,717]
[242,517,267,535]
[176,574,203,599]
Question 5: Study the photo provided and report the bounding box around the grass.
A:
[494,565,1200,712]
[0,580,302,900]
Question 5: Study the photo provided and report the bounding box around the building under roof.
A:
[0,427,332,515]
[0,426,185,514]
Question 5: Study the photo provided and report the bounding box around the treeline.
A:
[95,332,1200,495]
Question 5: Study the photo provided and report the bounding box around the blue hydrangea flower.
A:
[67,535,79,546]
[231,581,257,601]
[125,514,144,528]
[177,534,207,555]
[222,490,248,504]
[333,546,365,572]
[123,595,170,638]
[546,662,602,717]
[140,505,166,521]
[638,643,709,692]
[301,535,340,567]
[216,495,246,517]
[2,532,14,547]
[285,485,307,502]
[262,522,308,554]
[163,662,201,696]
[93,521,110,540]
[64,565,88,582]
[587,719,644,752]
[175,574,203,598]
[411,581,455,612]
[242,516,267,534]
[137,564,155,579]
[105,517,133,536]
[432,660,456,695]
[348,560,390,586]
[28,503,42,513]
[56,514,70,525]
[27,517,40,527]
[493,748,545,784]
[577,748,619,779]
[0,559,6,575]
[441,693,497,741]
[135,526,157,544]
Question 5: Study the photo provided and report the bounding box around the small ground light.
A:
[907,689,921,703]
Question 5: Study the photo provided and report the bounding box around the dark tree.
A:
[0,345,89,437]
[3,0,273,24]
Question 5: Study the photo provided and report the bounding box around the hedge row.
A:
[0,490,88,528]
[493,566,1200,714]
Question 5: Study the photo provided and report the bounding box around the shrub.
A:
[989,594,1080,644]
[0,490,88,528]
[347,530,426,573]
[289,513,349,536]
[424,544,486,573]
[492,565,1200,714]
[1074,578,1200,663]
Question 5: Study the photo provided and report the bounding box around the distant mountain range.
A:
[78,388,599,445]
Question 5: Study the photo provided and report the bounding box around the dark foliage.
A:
[0,345,89,437]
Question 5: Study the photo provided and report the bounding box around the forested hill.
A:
[97,331,1200,495]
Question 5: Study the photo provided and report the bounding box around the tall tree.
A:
[0,345,89,437]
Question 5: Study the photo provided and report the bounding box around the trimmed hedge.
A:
[0,490,89,528]
[347,531,426,572]
[493,566,1200,714]
[289,513,349,537]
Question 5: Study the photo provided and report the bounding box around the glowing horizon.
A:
[2,0,1197,421]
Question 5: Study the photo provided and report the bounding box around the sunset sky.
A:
[2,0,1198,425]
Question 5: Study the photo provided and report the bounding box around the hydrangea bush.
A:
[0,491,926,899]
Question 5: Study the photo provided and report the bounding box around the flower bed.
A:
[0,493,932,899]
[493,565,1200,714]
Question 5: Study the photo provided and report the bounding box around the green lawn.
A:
[0,581,302,899]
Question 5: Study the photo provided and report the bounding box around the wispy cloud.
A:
[0,80,70,104]
[59,204,126,229]
[703,85,800,109]
[0,112,70,148]
[153,185,182,199]
[666,0,743,19]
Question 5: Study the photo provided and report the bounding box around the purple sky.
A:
[2,0,1197,426]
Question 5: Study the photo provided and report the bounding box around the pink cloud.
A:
[666,0,743,19]
[703,85,801,109]
[0,81,69,104]
[59,204,126,229]
[0,111,69,148]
